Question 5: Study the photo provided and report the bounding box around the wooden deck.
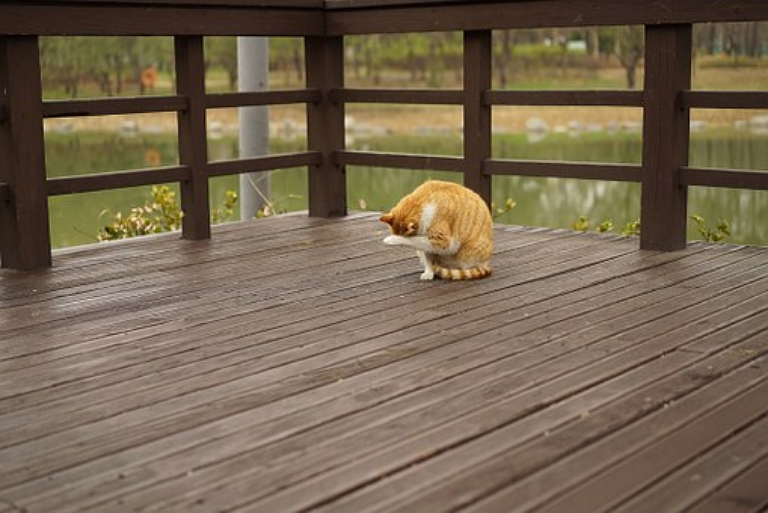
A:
[1,213,767,512]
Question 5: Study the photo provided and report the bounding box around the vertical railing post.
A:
[641,24,692,251]
[305,36,346,217]
[463,30,493,206]
[0,36,52,269]
[175,35,211,240]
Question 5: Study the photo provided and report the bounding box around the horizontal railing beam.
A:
[58,0,324,7]
[331,88,464,105]
[486,90,644,107]
[47,166,191,196]
[326,0,768,35]
[682,91,768,110]
[206,89,321,109]
[681,167,768,191]
[485,159,641,182]
[0,5,324,36]
[43,96,188,118]
[46,152,326,195]
[43,90,324,118]
[335,150,463,172]
[207,152,322,177]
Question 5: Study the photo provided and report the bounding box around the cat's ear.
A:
[380,213,394,225]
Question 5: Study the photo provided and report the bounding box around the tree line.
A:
[40,22,765,97]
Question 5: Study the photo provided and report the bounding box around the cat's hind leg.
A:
[427,222,460,256]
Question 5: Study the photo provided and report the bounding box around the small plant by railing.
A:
[98,186,238,241]
[690,215,731,243]
[492,198,517,220]
[572,214,729,242]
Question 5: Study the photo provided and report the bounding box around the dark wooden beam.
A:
[207,152,323,177]
[43,96,188,118]
[463,30,492,204]
[325,0,471,8]
[0,5,324,36]
[305,36,347,217]
[640,24,692,251]
[0,36,52,269]
[175,35,211,240]
[486,90,644,107]
[334,150,463,172]
[681,167,768,191]
[43,0,323,6]
[47,166,191,196]
[205,89,321,109]
[326,0,768,35]
[681,91,768,110]
[331,88,464,105]
[485,160,640,183]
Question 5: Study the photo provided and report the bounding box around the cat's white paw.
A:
[420,270,435,281]
[383,235,400,245]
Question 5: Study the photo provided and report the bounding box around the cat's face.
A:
[380,212,418,236]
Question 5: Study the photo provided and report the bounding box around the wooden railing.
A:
[1,0,767,269]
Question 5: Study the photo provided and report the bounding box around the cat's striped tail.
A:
[434,264,491,280]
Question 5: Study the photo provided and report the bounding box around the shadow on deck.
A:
[1,214,767,512]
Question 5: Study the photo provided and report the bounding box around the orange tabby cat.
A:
[380,180,493,280]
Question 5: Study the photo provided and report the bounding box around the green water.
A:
[45,129,768,248]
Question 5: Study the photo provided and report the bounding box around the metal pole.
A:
[237,37,269,219]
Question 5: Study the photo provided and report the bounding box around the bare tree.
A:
[615,26,644,89]
[494,30,515,88]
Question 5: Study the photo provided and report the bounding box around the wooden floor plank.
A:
[0,220,567,352]
[617,413,768,512]
[76,268,768,508]
[687,455,768,513]
[465,314,768,512]
[0,232,608,412]
[243,292,768,513]
[396,323,768,513]
[0,215,766,512]
[0,216,381,327]
[536,377,768,513]
[0,230,618,396]
[0,233,704,424]
[0,246,752,470]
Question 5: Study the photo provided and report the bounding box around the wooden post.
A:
[641,24,692,251]
[175,35,211,240]
[305,36,346,217]
[0,36,52,269]
[463,30,492,205]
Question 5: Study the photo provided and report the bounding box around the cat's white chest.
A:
[418,202,437,235]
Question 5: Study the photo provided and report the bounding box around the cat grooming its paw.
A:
[380,180,493,280]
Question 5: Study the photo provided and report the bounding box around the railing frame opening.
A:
[1,1,767,269]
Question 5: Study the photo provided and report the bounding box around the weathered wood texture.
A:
[0,36,51,269]
[463,30,492,204]
[306,36,347,217]
[641,24,692,251]
[0,4,325,36]
[1,215,767,512]
[325,0,768,34]
[175,35,211,240]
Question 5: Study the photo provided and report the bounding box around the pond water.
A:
[45,128,768,248]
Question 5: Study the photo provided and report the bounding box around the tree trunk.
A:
[626,63,636,89]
